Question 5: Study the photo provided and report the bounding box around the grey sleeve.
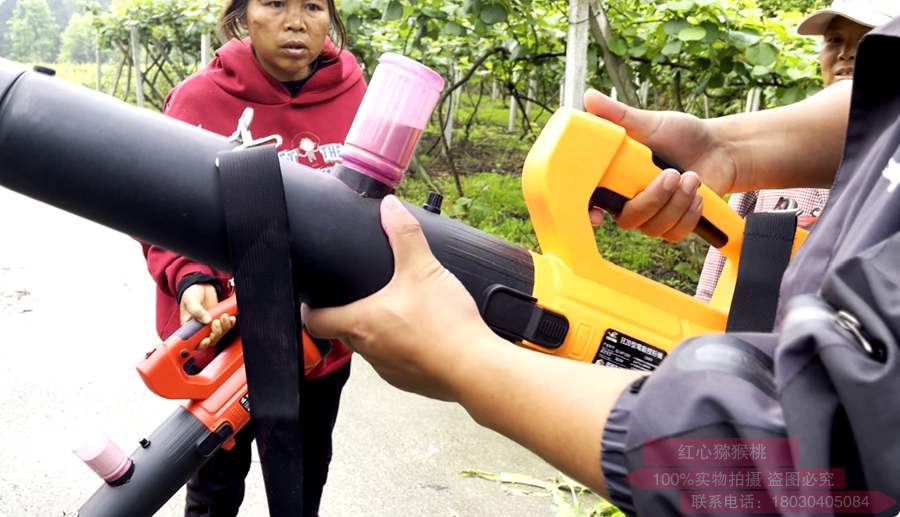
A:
[600,333,788,517]
[601,378,643,516]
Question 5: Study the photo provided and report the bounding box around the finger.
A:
[199,337,211,350]
[589,207,605,226]
[184,297,212,324]
[220,314,234,332]
[380,195,437,275]
[662,193,703,243]
[302,304,357,343]
[583,88,661,141]
[639,171,701,237]
[210,318,222,338]
[616,169,680,229]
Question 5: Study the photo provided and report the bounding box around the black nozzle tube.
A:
[0,60,533,309]
[77,407,218,517]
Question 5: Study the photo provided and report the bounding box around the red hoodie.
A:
[143,38,365,379]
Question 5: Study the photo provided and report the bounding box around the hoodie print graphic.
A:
[278,131,344,172]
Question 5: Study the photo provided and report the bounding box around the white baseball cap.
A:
[797,0,900,35]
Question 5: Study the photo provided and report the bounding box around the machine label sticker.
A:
[240,393,251,413]
[594,329,666,371]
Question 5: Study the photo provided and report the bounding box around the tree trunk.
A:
[443,66,461,151]
[409,154,444,196]
[201,34,211,67]
[130,27,144,108]
[526,78,537,116]
[587,0,640,107]
[508,71,517,132]
[563,0,589,110]
[95,40,102,92]
[463,82,485,143]
[673,70,685,112]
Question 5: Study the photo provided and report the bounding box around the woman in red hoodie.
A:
[141,0,365,515]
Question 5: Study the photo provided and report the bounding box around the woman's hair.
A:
[219,0,347,52]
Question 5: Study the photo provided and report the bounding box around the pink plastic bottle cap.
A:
[73,430,133,483]
[340,53,445,188]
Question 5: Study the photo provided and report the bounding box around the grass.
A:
[460,469,626,517]
[42,61,172,111]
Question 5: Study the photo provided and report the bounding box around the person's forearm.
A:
[451,332,645,495]
[710,80,852,192]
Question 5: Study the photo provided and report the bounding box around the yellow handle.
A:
[596,132,746,263]
[522,108,745,276]
[519,108,809,362]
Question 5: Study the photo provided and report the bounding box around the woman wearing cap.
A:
[141,0,365,515]
[694,0,899,304]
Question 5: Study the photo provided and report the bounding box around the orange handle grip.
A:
[137,296,323,400]
[137,297,242,400]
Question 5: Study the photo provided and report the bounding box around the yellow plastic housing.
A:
[520,108,804,365]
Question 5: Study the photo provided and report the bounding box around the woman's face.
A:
[244,0,330,82]
[820,17,871,86]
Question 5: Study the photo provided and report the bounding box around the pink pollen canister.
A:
[339,53,445,189]
[73,431,133,484]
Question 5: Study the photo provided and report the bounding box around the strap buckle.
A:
[480,284,568,349]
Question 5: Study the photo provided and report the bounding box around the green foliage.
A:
[6,0,60,63]
[59,12,97,63]
[758,0,830,15]
[397,172,539,248]
[0,0,97,56]
[336,0,826,122]
[339,0,567,124]
[595,217,706,293]
[67,0,832,124]
[93,0,219,58]
[603,0,824,113]
[89,0,220,108]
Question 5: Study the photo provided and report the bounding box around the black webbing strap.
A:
[217,145,304,516]
[726,211,798,333]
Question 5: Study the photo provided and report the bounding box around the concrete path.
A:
[0,186,569,516]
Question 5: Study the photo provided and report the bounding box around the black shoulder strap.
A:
[217,145,304,516]
[726,211,798,333]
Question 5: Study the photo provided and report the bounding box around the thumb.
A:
[181,287,212,324]
[583,88,660,142]
[301,303,353,342]
[380,195,437,276]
